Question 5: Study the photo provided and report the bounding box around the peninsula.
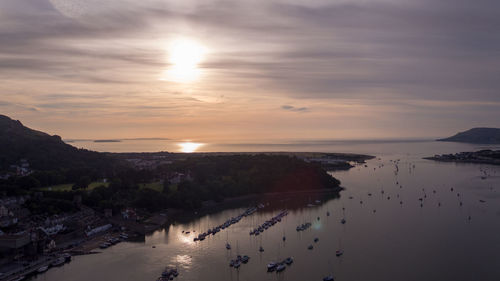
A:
[438,128,500,144]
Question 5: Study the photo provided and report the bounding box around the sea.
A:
[32,140,500,281]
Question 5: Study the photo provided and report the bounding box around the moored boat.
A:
[37,265,49,273]
[275,263,286,272]
[51,257,65,266]
[323,275,334,281]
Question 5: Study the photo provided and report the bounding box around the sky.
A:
[1,0,499,143]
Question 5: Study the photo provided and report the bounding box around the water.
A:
[34,141,500,281]
[70,138,497,155]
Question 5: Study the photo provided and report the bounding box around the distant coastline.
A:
[424,149,500,165]
[94,139,122,143]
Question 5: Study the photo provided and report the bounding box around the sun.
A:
[162,38,206,83]
[178,142,203,153]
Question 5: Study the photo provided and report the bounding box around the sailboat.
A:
[336,238,344,257]
[226,232,231,250]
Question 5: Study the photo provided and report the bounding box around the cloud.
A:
[281,105,308,112]
[0,0,499,140]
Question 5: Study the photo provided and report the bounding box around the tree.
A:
[72,176,91,190]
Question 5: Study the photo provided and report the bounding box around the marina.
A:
[22,141,500,281]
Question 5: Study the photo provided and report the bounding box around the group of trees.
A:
[159,154,341,209]
[3,154,341,215]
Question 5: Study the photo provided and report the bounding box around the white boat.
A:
[37,265,49,273]
[323,275,334,281]
[51,257,65,266]
[259,246,264,252]
[336,249,344,256]
[62,253,72,262]
[267,262,277,271]
[226,243,231,250]
[276,264,286,272]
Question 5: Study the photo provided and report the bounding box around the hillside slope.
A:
[0,115,113,171]
[437,128,500,144]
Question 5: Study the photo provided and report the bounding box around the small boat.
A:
[323,275,334,281]
[226,243,231,250]
[326,211,330,216]
[335,249,344,256]
[276,263,286,272]
[267,262,277,271]
[282,236,286,241]
[314,237,319,243]
[233,260,241,268]
[62,253,72,262]
[37,265,49,273]
[229,260,235,267]
[479,200,486,203]
[51,257,65,266]
[284,257,293,265]
[340,218,346,224]
[241,255,250,263]
[308,245,313,250]
[317,216,320,221]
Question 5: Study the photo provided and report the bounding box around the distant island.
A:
[425,149,500,165]
[438,128,500,144]
[94,139,122,143]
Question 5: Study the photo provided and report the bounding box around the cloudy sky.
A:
[1,0,499,142]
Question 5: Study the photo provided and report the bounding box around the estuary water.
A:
[34,141,500,281]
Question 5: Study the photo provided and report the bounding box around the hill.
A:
[0,115,115,172]
[437,128,500,144]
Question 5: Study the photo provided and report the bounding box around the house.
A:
[169,172,193,184]
[104,208,113,218]
[121,208,138,221]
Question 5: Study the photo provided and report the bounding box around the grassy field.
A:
[40,181,109,192]
[138,181,164,192]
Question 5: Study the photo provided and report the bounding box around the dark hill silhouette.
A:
[438,128,500,144]
[0,115,114,171]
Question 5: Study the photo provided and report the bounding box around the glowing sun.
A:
[162,38,206,83]
[178,142,203,153]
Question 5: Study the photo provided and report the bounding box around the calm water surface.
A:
[36,141,500,281]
